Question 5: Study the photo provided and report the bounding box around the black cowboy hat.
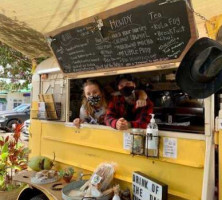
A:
[176,37,222,99]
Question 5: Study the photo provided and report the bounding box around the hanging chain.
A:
[158,0,216,28]
[184,0,216,28]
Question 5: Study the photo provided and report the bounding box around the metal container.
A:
[62,180,113,200]
[130,128,145,155]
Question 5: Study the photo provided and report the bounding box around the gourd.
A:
[28,153,55,171]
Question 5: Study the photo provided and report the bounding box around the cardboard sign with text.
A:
[132,172,168,200]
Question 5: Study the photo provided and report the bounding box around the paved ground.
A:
[0,130,28,147]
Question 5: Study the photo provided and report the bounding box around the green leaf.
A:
[0,163,5,170]
[18,159,27,163]
[6,184,14,191]
[1,152,9,161]
[0,175,4,186]
[1,143,8,153]
[16,142,23,149]
[22,147,30,154]
[11,165,21,170]
[58,170,65,177]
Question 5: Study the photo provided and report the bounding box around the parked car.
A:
[0,104,30,131]
[21,119,30,141]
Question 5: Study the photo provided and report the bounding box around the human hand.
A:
[73,118,82,128]
[136,99,147,108]
[116,118,129,130]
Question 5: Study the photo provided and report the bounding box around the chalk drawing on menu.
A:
[158,38,177,53]
[60,29,92,46]
[95,13,143,46]
[147,11,167,23]
[57,57,63,61]
[50,0,192,74]
[56,46,65,55]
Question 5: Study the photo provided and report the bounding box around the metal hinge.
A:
[46,37,56,46]
[158,0,180,5]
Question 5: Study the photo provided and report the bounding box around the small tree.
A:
[0,124,29,191]
[0,41,46,91]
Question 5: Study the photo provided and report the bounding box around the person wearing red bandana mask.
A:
[105,74,153,130]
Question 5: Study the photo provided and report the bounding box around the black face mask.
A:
[120,86,135,97]
[87,95,101,106]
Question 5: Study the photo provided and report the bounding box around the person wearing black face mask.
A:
[105,74,154,130]
[73,79,107,128]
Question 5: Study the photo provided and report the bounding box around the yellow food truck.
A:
[0,0,221,200]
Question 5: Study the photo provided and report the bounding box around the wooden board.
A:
[35,94,60,120]
[13,170,68,200]
[46,0,197,76]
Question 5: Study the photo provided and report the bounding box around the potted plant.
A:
[59,167,74,183]
[0,123,29,200]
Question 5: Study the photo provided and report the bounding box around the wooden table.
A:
[13,170,70,200]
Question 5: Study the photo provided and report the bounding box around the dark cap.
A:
[115,74,137,87]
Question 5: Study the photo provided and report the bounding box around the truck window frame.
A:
[65,65,212,139]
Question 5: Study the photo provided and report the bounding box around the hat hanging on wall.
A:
[176,37,222,99]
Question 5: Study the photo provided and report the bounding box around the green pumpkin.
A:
[28,156,54,171]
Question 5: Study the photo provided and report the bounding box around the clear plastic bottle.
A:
[145,114,159,157]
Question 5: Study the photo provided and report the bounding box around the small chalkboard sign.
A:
[47,0,197,75]
[133,171,168,200]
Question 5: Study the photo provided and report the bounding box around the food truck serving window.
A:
[69,69,205,134]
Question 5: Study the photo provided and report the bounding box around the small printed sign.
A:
[38,102,46,112]
[132,172,168,200]
[123,132,133,150]
[91,174,102,185]
[163,138,177,159]
[38,102,47,119]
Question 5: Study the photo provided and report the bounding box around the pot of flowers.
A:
[59,167,74,183]
[0,123,29,200]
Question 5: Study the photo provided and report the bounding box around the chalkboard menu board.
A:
[48,0,196,74]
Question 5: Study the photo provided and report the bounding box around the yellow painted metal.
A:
[219,130,222,200]
[29,120,205,200]
[206,14,222,39]
[29,120,42,157]
[215,131,219,145]
[31,101,39,119]
[159,137,205,168]
[40,122,205,168]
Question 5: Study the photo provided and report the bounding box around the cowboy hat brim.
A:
[176,37,222,99]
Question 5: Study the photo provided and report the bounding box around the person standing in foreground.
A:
[105,74,153,130]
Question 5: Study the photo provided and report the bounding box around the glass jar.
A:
[131,128,145,155]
